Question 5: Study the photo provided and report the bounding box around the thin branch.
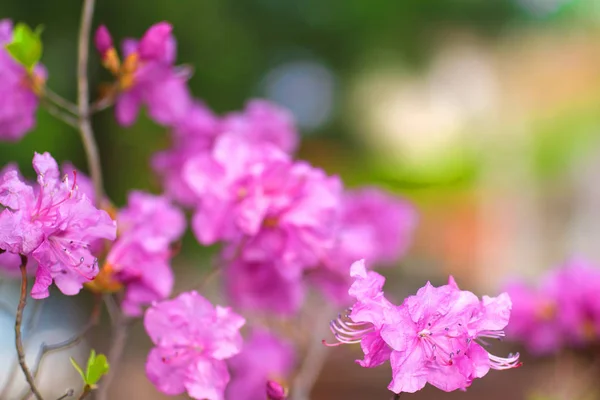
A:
[290,304,333,400]
[96,296,130,400]
[77,0,104,203]
[41,99,79,129]
[18,295,102,400]
[55,389,74,400]
[76,387,91,400]
[90,96,114,115]
[15,255,43,400]
[44,88,79,115]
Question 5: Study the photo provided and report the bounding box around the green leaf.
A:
[85,349,110,386]
[70,357,86,383]
[4,22,43,71]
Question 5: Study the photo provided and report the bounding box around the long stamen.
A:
[488,352,521,370]
[325,309,375,346]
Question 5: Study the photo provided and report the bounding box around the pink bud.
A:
[94,25,113,56]
[138,22,175,63]
[266,380,287,400]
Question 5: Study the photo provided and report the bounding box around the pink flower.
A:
[266,380,288,400]
[315,188,417,304]
[152,101,220,206]
[221,99,299,154]
[0,19,45,140]
[227,329,295,400]
[144,291,245,400]
[0,152,116,298]
[505,259,600,354]
[94,22,192,127]
[106,191,185,316]
[328,260,520,395]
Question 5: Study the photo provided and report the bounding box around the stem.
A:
[76,387,91,400]
[15,255,43,400]
[96,297,130,400]
[55,389,74,400]
[44,88,79,115]
[40,99,79,128]
[392,394,401,400]
[77,0,104,203]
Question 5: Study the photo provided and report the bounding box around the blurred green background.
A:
[3,0,600,399]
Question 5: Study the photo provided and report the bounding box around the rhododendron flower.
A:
[328,260,520,395]
[144,291,245,400]
[152,101,220,206]
[0,152,116,298]
[315,187,417,304]
[184,132,341,265]
[0,19,46,140]
[221,99,299,154]
[505,259,600,354]
[101,191,185,316]
[94,22,192,127]
[227,329,295,400]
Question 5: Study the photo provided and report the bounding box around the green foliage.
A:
[70,349,110,389]
[5,22,43,72]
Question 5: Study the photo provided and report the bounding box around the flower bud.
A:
[266,380,287,400]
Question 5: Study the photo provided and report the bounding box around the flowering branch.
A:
[76,0,104,204]
[15,255,44,400]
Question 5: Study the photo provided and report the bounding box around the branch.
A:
[55,389,74,400]
[40,98,79,129]
[77,0,104,203]
[18,295,102,400]
[96,296,130,400]
[15,255,43,400]
[44,88,79,115]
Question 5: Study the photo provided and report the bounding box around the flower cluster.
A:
[0,153,116,298]
[327,260,520,394]
[504,259,600,355]
[0,19,45,140]
[145,291,245,400]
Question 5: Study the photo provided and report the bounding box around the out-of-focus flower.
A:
[227,329,295,400]
[152,101,220,206]
[0,152,116,298]
[328,260,520,395]
[315,187,417,304]
[0,19,46,140]
[90,191,185,316]
[505,259,600,354]
[94,22,192,127]
[221,99,299,155]
[144,291,245,400]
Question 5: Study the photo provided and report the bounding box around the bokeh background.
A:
[2,0,600,399]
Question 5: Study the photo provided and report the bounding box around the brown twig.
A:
[76,386,91,400]
[96,295,130,400]
[55,389,74,400]
[18,295,102,400]
[40,98,79,129]
[77,0,104,203]
[44,88,79,115]
[15,255,43,400]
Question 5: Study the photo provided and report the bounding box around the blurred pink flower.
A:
[328,260,520,395]
[505,259,600,354]
[221,99,299,155]
[0,19,45,140]
[227,329,295,400]
[106,191,185,316]
[144,291,245,400]
[0,152,116,298]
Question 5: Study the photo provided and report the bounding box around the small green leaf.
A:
[85,349,110,386]
[70,357,86,383]
[4,22,43,71]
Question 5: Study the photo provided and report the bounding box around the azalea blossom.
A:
[0,19,46,140]
[227,329,295,400]
[0,152,116,298]
[327,260,520,394]
[94,22,192,127]
[505,259,600,354]
[144,291,245,400]
[99,191,185,316]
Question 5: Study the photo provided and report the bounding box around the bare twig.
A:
[290,304,334,400]
[55,389,74,400]
[44,88,78,115]
[40,99,79,129]
[15,255,43,400]
[90,96,114,115]
[77,0,104,203]
[96,296,130,400]
[17,295,102,400]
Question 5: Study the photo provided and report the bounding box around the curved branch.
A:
[15,255,43,400]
